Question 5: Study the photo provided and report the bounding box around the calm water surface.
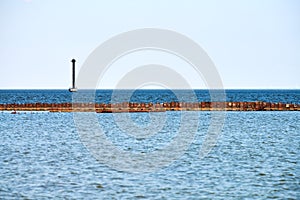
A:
[0,89,299,104]
[0,90,299,199]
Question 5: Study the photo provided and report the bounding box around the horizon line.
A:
[0,88,299,90]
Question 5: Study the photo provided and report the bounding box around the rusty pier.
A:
[0,102,299,113]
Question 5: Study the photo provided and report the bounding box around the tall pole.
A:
[71,59,76,88]
[69,59,77,92]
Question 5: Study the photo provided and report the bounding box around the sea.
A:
[0,90,299,199]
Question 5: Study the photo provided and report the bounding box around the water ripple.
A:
[0,111,299,199]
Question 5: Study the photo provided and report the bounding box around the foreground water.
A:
[0,111,299,199]
[0,90,299,199]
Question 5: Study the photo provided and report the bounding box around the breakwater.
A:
[0,102,299,113]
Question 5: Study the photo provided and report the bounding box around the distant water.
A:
[0,89,299,104]
[0,90,299,199]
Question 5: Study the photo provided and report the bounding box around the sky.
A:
[0,0,300,89]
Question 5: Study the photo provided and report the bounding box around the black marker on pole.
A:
[69,59,78,92]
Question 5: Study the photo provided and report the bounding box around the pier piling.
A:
[0,101,299,113]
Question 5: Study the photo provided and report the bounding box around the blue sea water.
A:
[0,89,299,104]
[0,90,299,199]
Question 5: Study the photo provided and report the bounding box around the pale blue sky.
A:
[0,0,299,89]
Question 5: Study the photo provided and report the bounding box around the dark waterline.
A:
[0,89,299,104]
